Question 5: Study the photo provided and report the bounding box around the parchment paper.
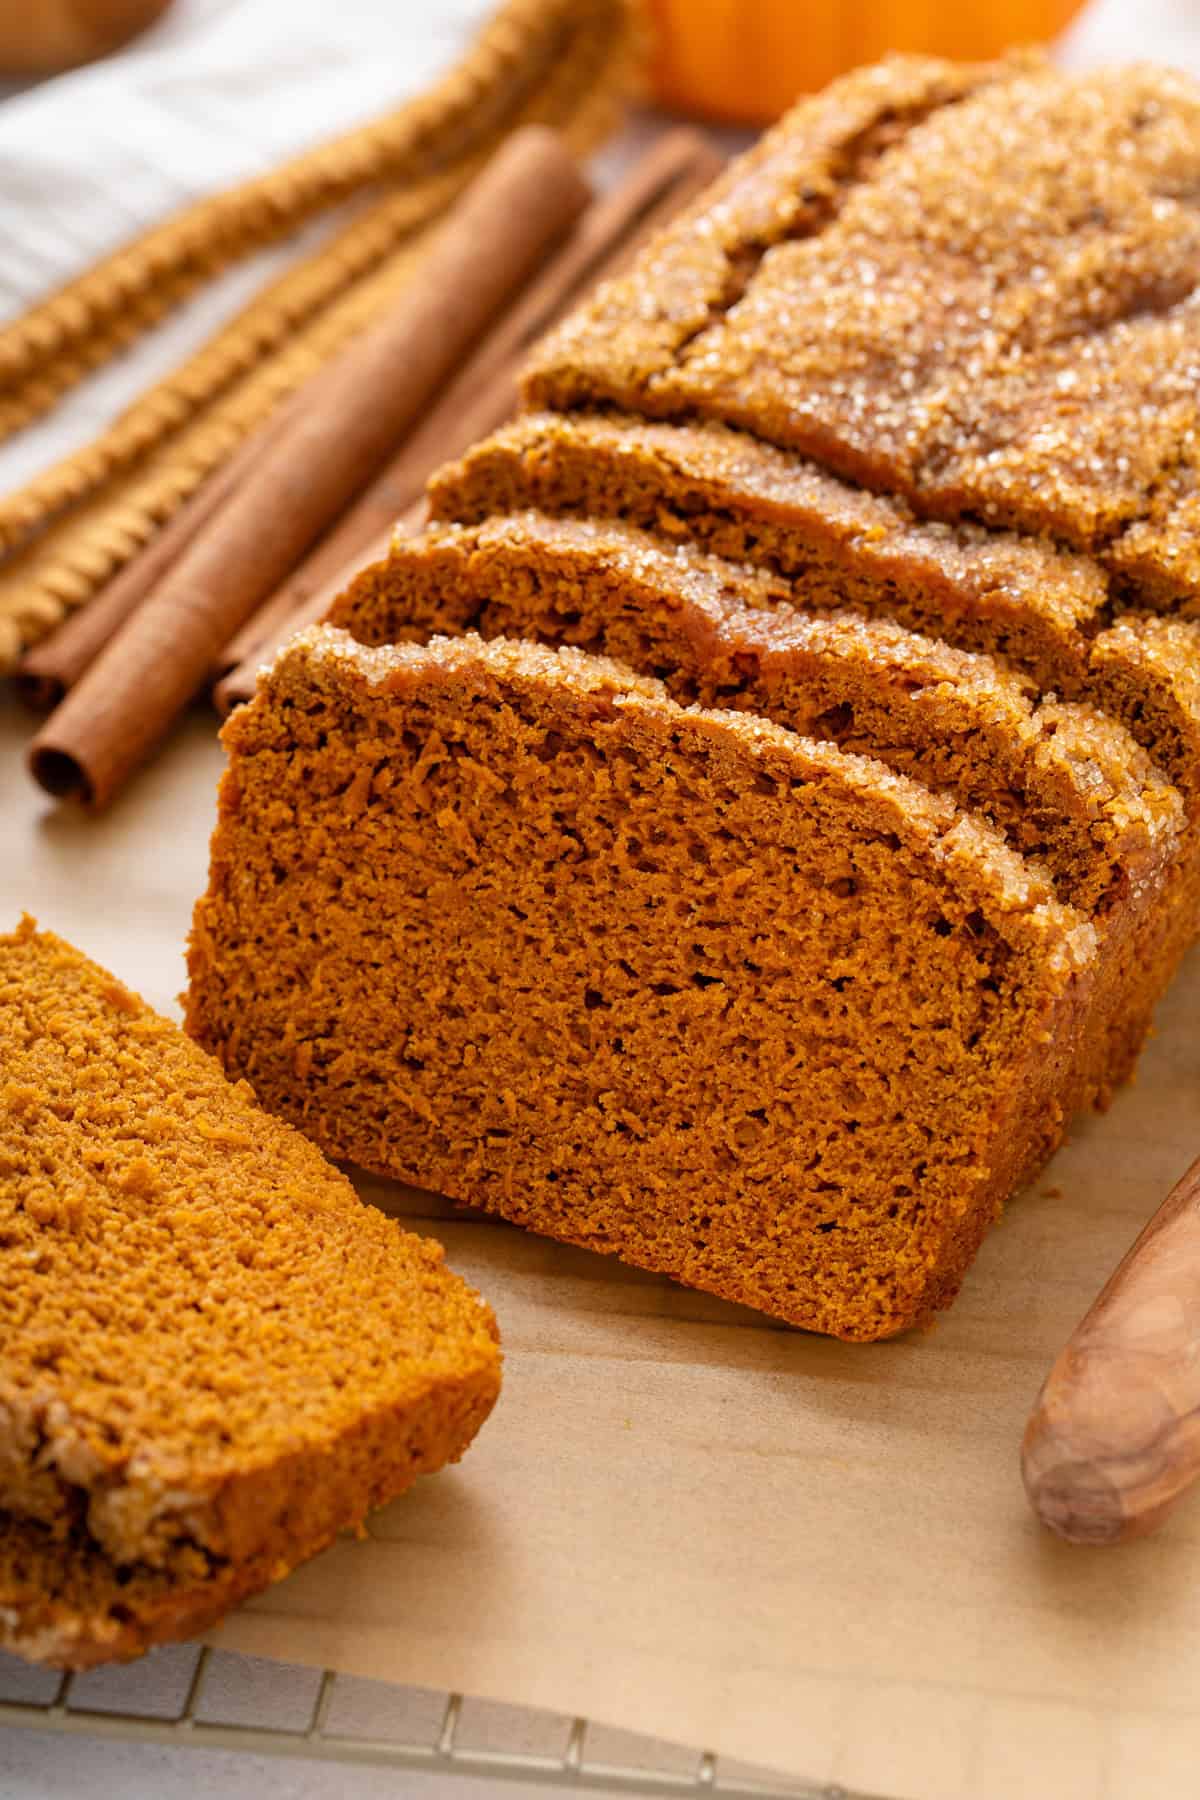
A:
[4,696,1199,1800]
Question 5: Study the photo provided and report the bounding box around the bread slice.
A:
[425,416,1200,1026]
[0,1513,293,1671]
[0,918,501,1667]
[187,628,1098,1343]
[430,412,1110,693]
[333,510,1180,918]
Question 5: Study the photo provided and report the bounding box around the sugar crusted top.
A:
[526,57,1200,606]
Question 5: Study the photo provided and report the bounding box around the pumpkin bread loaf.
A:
[187,628,1099,1343]
[0,918,500,1668]
[194,55,1200,1340]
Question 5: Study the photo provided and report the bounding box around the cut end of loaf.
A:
[194,626,1098,1341]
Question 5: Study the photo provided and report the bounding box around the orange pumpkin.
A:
[0,0,173,75]
[645,0,1086,125]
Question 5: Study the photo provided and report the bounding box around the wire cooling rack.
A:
[0,1645,886,1799]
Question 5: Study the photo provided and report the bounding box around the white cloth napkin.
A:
[1060,0,1200,70]
[0,0,491,493]
[0,0,493,322]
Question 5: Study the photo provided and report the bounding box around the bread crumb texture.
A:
[189,630,1099,1344]
[0,916,501,1668]
[329,507,1193,1112]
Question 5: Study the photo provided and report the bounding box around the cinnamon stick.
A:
[0,209,446,675]
[0,177,468,556]
[214,131,722,711]
[29,128,590,809]
[14,425,278,711]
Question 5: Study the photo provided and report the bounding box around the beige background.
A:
[4,695,1199,1799]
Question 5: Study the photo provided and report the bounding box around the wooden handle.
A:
[1022,1153,1200,1544]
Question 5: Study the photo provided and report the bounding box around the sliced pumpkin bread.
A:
[430,412,1112,695]
[1,1513,301,1672]
[510,56,1200,823]
[194,54,1200,1346]
[187,628,1098,1343]
[328,510,1184,1105]
[333,511,1181,919]
[0,918,501,1667]
[429,414,1200,813]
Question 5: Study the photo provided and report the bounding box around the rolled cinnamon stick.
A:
[29,127,590,808]
[1022,1151,1200,1544]
[214,131,722,706]
[14,426,278,711]
[207,356,520,692]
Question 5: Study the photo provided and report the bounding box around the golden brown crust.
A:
[429,412,1109,690]
[427,411,1200,814]
[335,508,1182,920]
[1090,615,1200,811]
[525,53,1013,421]
[0,1513,291,1671]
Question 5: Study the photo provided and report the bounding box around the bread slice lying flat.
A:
[0,918,501,1668]
[187,627,1098,1343]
